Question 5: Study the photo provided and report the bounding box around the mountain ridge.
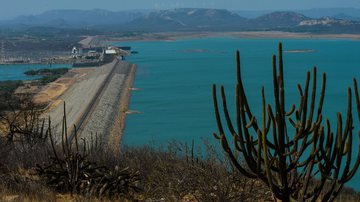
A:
[1,8,360,33]
[125,8,247,31]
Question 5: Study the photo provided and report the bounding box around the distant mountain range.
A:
[123,8,360,33]
[125,8,247,31]
[236,8,360,20]
[1,8,360,33]
[0,9,147,28]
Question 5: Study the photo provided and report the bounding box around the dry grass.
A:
[0,135,272,201]
[0,139,359,201]
[119,142,273,201]
[0,100,359,201]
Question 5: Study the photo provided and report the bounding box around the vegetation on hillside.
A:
[0,80,24,111]
[0,80,23,93]
[0,68,68,111]
[0,101,274,201]
[0,104,359,201]
[24,68,69,76]
[25,68,69,85]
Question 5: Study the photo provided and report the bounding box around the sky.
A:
[1,0,360,19]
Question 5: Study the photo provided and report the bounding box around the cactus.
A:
[212,43,360,202]
[36,103,141,198]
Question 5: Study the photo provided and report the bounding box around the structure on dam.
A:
[72,45,130,67]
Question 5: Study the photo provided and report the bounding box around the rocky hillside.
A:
[4,9,147,28]
[294,17,360,33]
[125,8,247,31]
[250,11,310,28]
[299,17,356,26]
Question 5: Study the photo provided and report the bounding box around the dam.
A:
[43,59,136,150]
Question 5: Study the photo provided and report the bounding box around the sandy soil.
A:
[34,68,96,112]
[14,85,41,95]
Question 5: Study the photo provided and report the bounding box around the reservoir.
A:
[116,37,360,190]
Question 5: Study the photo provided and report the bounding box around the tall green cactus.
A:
[212,43,360,202]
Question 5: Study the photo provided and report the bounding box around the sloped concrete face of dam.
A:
[45,59,136,149]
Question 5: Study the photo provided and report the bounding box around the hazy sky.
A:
[1,0,360,19]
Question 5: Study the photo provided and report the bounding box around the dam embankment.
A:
[44,59,136,149]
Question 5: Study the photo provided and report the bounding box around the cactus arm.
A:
[286,105,296,116]
[321,114,347,202]
[259,87,266,173]
[316,73,327,118]
[342,131,360,182]
[262,88,278,198]
[301,126,322,201]
[220,85,237,137]
[341,83,360,183]
[267,106,279,150]
[239,91,259,172]
[236,50,263,135]
[278,43,286,122]
[341,79,360,182]
[341,125,352,182]
[219,133,257,178]
[235,84,255,158]
[214,82,258,178]
[307,67,317,124]
[354,79,360,124]
[341,88,353,145]
[212,84,225,136]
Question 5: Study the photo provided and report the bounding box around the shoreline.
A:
[108,31,360,43]
[109,63,137,153]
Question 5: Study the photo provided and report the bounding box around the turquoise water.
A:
[0,63,71,81]
[115,38,360,190]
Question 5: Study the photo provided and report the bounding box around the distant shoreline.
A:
[108,31,360,43]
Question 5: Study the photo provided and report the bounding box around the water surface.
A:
[0,63,71,81]
[115,38,360,190]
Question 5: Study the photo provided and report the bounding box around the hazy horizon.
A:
[1,0,360,20]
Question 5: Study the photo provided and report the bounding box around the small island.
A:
[24,68,69,84]
[285,49,316,53]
